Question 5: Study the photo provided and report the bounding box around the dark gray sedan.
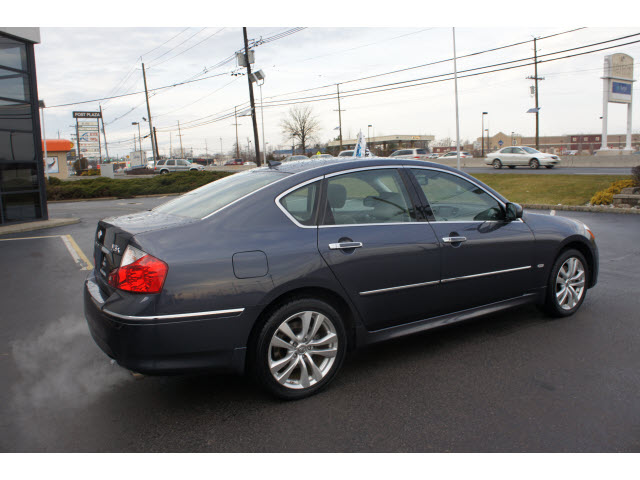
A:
[84,158,598,399]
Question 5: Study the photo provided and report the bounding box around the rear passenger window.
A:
[280,181,320,226]
[323,169,416,225]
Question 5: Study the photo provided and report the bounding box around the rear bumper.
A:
[83,272,248,375]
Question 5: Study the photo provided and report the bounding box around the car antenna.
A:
[267,159,281,168]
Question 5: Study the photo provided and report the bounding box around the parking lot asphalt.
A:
[1,198,639,452]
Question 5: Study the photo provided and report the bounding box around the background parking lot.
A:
[1,198,638,452]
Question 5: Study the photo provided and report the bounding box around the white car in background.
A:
[485,146,560,169]
[438,151,473,159]
[389,148,430,160]
[337,149,373,158]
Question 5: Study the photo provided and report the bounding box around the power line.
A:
[265,27,588,101]
[145,27,206,64]
[147,28,226,69]
[45,70,233,108]
[140,27,190,59]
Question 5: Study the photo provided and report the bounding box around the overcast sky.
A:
[17,3,640,157]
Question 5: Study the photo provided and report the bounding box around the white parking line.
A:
[0,234,93,271]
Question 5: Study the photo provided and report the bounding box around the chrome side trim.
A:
[274,175,325,229]
[103,308,245,321]
[360,279,440,296]
[441,266,531,284]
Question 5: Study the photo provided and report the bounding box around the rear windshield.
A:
[416,149,427,154]
[154,170,286,219]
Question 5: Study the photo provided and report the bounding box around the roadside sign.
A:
[498,140,504,146]
[73,111,101,118]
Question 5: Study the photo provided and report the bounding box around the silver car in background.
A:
[389,148,430,160]
[486,147,561,169]
[154,159,205,174]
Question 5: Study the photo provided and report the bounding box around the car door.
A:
[407,167,536,313]
[317,167,442,331]
[498,147,513,165]
[512,147,528,165]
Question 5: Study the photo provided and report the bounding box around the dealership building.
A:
[0,28,47,225]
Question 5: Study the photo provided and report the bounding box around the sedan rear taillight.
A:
[108,245,168,294]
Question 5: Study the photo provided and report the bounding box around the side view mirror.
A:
[505,202,523,221]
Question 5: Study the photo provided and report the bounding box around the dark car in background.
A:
[224,159,245,166]
[85,158,598,399]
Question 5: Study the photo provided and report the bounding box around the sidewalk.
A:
[0,218,80,236]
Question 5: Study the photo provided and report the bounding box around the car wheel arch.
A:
[555,239,596,288]
[246,286,359,369]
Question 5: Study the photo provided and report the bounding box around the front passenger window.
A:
[410,169,504,222]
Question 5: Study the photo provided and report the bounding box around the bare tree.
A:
[280,105,321,156]
[433,137,453,147]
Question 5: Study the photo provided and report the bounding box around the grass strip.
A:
[473,174,631,206]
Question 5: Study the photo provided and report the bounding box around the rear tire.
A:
[492,159,502,169]
[160,169,169,174]
[529,158,540,169]
[252,298,347,400]
[542,249,588,318]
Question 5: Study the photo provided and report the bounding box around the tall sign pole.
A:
[527,38,544,150]
[99,104,110,162]
[141,62,157,166]
[242,27,262,166]
[599,53,634,153]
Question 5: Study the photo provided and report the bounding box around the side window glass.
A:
[410,169,504,222]
[167,160,175,166]
[280,181,320,226]
[323,169,416,225]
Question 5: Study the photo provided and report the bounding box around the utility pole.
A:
[527,37,545,150]
[169,131,173,158]
[177,120,184,158]
[233,106,240,158]
[153,127,159,160]
[99,104,110,162]
[205,139,208,157]
[243,27,262,166]
[133,134,137,152]
[453,28,461,170]
[334,84,345,150]
[141,62,157,166]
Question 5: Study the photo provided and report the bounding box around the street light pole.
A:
[485,128,490,152]
[132,122,142,158]
[481,112,488,157]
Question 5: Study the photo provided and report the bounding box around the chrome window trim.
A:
[274,175,325,229]
[359,266,531,296]
[319,223,424,228]
[103,307,245,321]
[440,266,531,284]
[360,280,440,296]
[324,165,405,179]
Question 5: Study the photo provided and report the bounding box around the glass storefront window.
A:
[0,37,27,71]
[1,192,41,222]
[0,67,30,104]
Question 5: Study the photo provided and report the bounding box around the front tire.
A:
[543,249,588,318]
[493,159,502,169]
[160,169,169,174]
[253,298,347,400]
[530,158,540,169]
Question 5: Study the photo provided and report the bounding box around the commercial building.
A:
[43,139,73,179]
[476,131,640,154]
[0,28,47,225]
[327,134,435,155]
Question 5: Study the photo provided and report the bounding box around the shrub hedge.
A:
[589,179,636,205]
[46,171,234,201]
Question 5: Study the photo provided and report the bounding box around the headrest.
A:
[327,183,347,209]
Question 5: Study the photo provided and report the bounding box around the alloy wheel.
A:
[555,257,586,310]
[268,311,339,390]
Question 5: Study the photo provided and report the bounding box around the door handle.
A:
[329,242,363,250]
[442,236,467,243]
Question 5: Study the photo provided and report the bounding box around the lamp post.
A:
[485,128,490,152]
[481,112,488,157]
[511,131,515,146]
[132,122,142,160]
